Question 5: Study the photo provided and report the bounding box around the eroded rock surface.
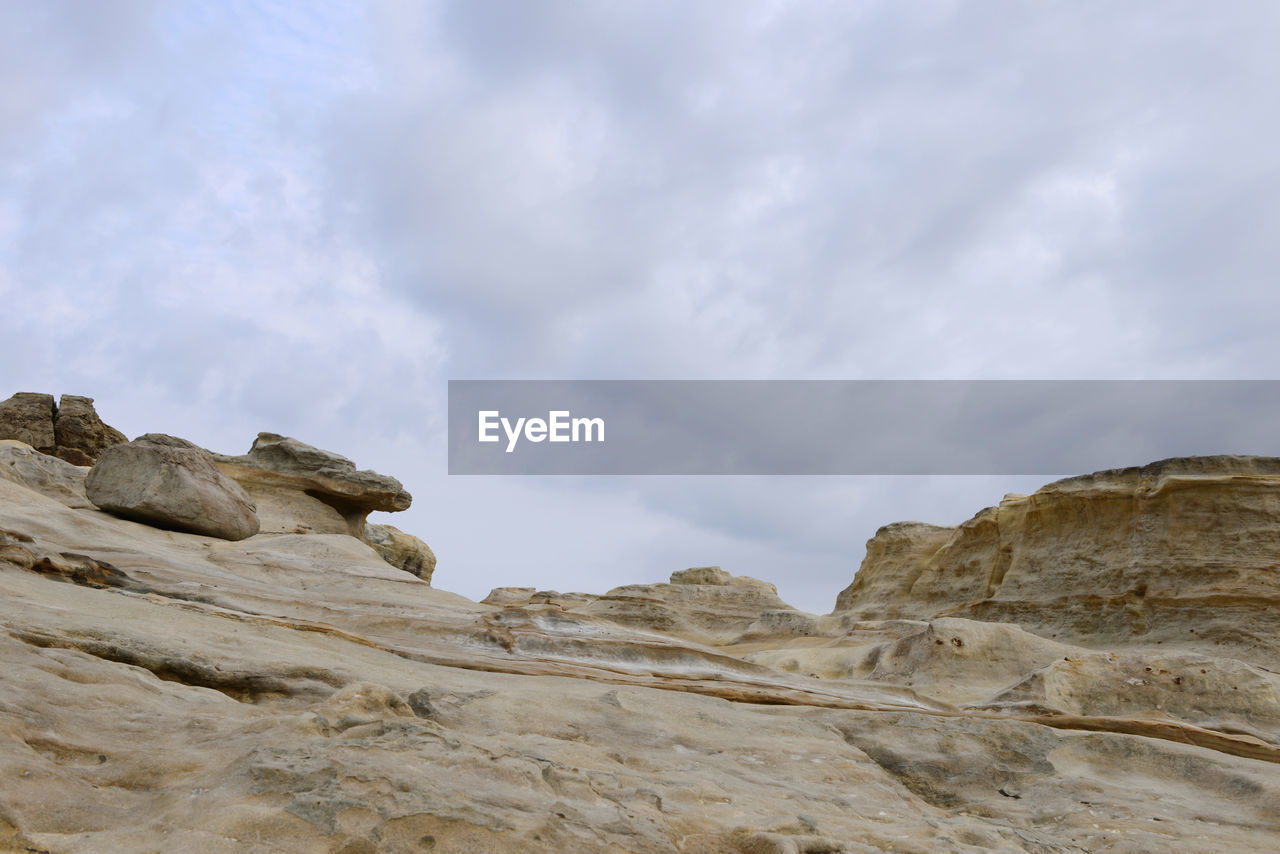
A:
[835,456,1280,666]
[0,392,126,465]
[214,432,411,537]
[0,440,94,509]
[364,522,436,583]
[52,394,128,465]
[2,445,1279,852]
[0,392,56,454]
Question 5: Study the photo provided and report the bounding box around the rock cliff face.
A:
[833,456,1280,666]
[1,421,1279,853]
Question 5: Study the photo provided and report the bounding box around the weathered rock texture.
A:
[214,432,411,537]
[86,434,260,540]
[0,392,56,454]
[0,440,95,509]
[364,522,436,583]
[834,456,1280,666]
[2,444,1280,852]
[51,394,128,465]
[0,392,126,465]
[488,567,800,645]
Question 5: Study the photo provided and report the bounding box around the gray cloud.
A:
[4,1,1279,612]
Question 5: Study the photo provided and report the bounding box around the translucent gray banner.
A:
[447,380,1280,475]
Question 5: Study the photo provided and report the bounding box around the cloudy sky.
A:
[3,1,1278,612]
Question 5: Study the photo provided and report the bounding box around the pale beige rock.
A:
[834,456,1280,667]
[364,522,436,583]
[0,439,94,509]
[2,449,1280,852]
[242,482,350,535]
[671,565,731,585]
[86,434,260,541]
[569,570,798,645]
[833,521,955,614]
[214,432,411,537]
[977,649,1280,747]
[482,586,538,606]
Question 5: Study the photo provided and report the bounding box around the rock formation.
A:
[0,392,56,454]
[0,392,126,465]
[52,394,128,465]
[364,522,437,582]
[484,566,800,645]
[1,413,1279,852]
[85,434,261,541]
[213,432,412,537]
[832,456,1280,667]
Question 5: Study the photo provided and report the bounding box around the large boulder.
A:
[86,434,259,540]
[213,433,411,536]
[52,394,127,465]
[364,522,436,583]
[0,393,56,454]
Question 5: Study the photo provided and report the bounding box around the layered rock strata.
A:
[834,456,1280,666]
[1,435,1279,852]
[487,566,801,646]
[213,432,412,537]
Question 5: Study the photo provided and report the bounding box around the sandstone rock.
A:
[834,456,1280,666]
[0,393,128,465]
[0,439,94,508]
[214,433,411,536]
[0,392,55,453]
[569,569,798,645]
[482,586,538,606]
[52,394,127,465]
[85,434,259,540]
[3,435,1280,852]
[833,521,954,615]
[364,522,436,583]
[671,565,731,585]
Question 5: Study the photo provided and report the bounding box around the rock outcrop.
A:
[213,432,411,537]
[51,394,128,465]
[0,392,126,465]
[834,455,1280,666]
[488,567,801,645]
[85,434,260,540]
[2,428,1280,852]
[0,392,56,454]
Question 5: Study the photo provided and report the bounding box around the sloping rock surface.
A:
[85,434,260,541]
[1,451,1279,852]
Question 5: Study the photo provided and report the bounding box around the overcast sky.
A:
[4,1,1278,613]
